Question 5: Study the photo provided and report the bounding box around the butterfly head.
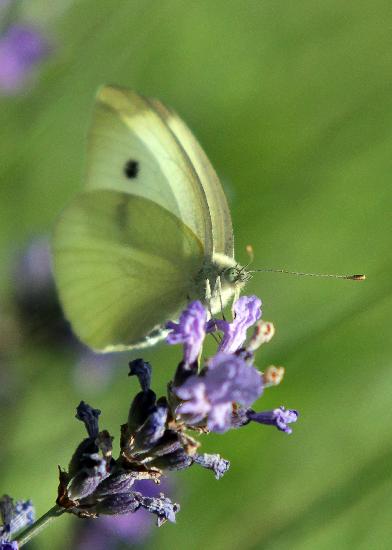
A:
[221,264,252,286]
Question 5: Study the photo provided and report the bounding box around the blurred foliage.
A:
[1,1,391,549]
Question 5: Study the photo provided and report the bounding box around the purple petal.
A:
[208,296,262,353]
[174,353,263,433]
[206,353,263,406]
[247,407,299,434]
[207,403,233,433]
[166,301,207,364]
[176,382,210,424]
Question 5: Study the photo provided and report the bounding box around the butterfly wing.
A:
[86,85,214,256]
[52,189,205,352]
[148,97,234,259]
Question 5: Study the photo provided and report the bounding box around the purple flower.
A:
[0,495,34,544]
[209,296,262,353]
[247,407,299,434]
[1,543,18,549]
[166,301,207,365]
[0,24,50,93]
[175,352,263,433]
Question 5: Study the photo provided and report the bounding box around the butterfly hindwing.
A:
[52,189,205,351]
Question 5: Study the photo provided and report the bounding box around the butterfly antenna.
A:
[248,268,366,281]
[237,244,255,276]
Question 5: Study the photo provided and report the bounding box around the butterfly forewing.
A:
[86,86,214,257]
[148,97,234,259]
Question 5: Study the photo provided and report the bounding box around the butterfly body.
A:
[52,86,245,352]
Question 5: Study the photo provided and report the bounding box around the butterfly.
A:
[52,85,249,352]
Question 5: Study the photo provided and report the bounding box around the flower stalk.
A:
[16,506,65,548]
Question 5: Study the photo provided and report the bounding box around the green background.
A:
[1,1,391,549]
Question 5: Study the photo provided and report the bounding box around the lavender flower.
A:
[193,454,230,480]
[10,294,298,547]
[208,295,262,353]
[0,495,34,547]
[166,301,207,365]
[175,352,263,433]
[0,24,50,93]
[57,399,181,526]
[66,402,110,501]
[247,407,299,434]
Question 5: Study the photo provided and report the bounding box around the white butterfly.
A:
[52,86,247,352]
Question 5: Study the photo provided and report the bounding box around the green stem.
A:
[15,505,66,548]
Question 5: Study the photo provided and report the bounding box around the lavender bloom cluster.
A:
[56,296,297,527]
[3,295,298,547]
[168,296,298,434]
[0,495,34,549]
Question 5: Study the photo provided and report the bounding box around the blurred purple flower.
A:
[12,236,73,346]
[73,351,116,394]
[175,352,263,433]
[166,301,207,365]
[74,479,171,550]
[0,24,50,93]
[208,295,262,353]
[13,236,53,295]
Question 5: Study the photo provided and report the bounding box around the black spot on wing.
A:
[124,159,139,179]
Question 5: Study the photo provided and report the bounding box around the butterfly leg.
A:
[205,278,214,319]
[231,285,242,318]
[216,276,226,321]
[204,278,221,345]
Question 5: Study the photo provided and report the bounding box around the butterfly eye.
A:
[223,267,238,283]
[124,159,139,179]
